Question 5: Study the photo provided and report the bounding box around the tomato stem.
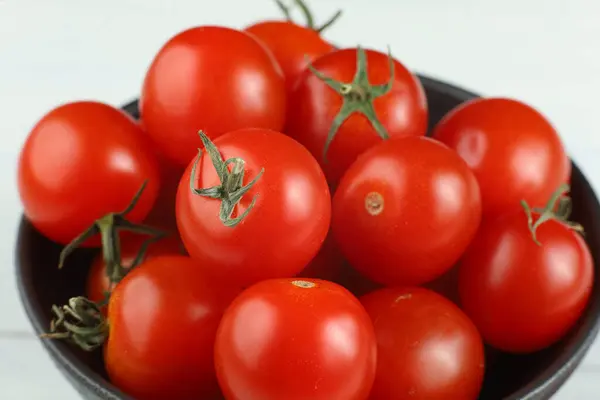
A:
[189,131,264,228]
[41,297,108,351]
[306,46,395,162]
[521,183,584,246]
[58,181,168,287]
[316,10,343,34]
[274,0,342,33]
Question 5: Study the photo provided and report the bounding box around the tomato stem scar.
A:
[41,296,108,352]
[274,0,342,33]
[58,181,168,290]
[365,192,384,216]
[292,280,316,288]
[306,46,395,162]
[521,183,584,246]
[189,131,265,228]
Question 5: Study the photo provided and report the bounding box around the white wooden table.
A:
[1,0,600,397]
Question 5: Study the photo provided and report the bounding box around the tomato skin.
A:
[176,128,331,288]
[360,287,485,400]
[458,212,593,353]
[215,278,377,400]
[332,136,482,287]
[140,26,286,167]
[432,98,570,217]
[245,21,334,93]
[86,236,184,305]
[286,48,428,186]
[104,255,239,400]
[17,101,160,246]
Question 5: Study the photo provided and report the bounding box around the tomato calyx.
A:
[41,296,108,351]
[190,131,265,228]
[59,181,167,289]
[521,183,584,245]
[307,46,396,161]
[275,0,342,33]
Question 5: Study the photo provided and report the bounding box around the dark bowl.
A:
[16,75,600,400]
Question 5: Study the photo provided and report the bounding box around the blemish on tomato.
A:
[291,280,316,288]
[365,192,384,216]
[394,294,412,303]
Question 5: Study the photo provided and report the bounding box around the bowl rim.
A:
[15,73,600,400]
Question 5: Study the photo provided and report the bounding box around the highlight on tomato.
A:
[176,129,331,288]
[46,255,239,400]
[432,97,571,217]
[245,0,340,93]
[361,287,485,400]
[458,184,594,353]
[332,136,482,287]
[286,46,428,186]
[214,278,377,400]
[140,26,287,167]
[17,101,161,246]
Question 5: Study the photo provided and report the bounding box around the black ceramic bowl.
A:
[16,75,600,400]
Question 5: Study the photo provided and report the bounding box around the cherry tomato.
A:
[105,255,239,400]
[360,287,485,400]
[286,47,428,186]
[245,21,334,93]
[176,128,331,288]
[214,278,377,400]
[432,97,570,217]
[332,136,482,287]
[458,192,593,353]
[17,101,160,246]
[140,26,286,167]
[297,233,345,281]
[86,236,184,306]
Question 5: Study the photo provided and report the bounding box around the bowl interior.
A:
[16,75,600,400]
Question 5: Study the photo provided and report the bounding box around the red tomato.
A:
[105,255,239,400]
[458,198,593,353]
[140,26,286,167]
[360,287,485,400]
[245,21,334,93]
[286,47,428,186]
[432,97,570,217]
[332,136,482,287]
[297,233,345,281]
[86,236,184,306]
[176,128,331,288]
[17,101,160,246]
[215,278,377,400]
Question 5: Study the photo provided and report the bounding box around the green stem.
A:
[41,297,108,352]
[521,183,584,246]
[306,46,395,162]
[58,180,168,287]
[189,131,264,228]
[273,0,342,33]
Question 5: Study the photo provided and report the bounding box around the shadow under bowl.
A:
[15,75,600,400]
